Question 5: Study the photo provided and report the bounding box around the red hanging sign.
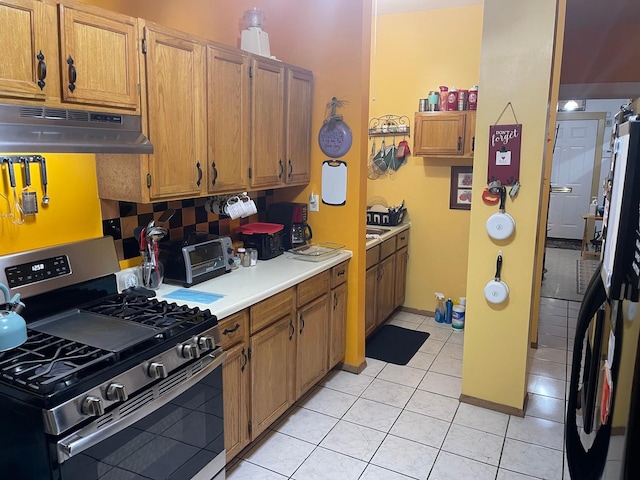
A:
[487,123,522,186]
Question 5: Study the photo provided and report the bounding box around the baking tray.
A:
[287,242,344,262]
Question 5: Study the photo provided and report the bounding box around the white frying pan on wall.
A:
[484,253,509,304]
[486,186,515,240]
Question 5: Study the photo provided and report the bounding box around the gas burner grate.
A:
[0,332,115,394]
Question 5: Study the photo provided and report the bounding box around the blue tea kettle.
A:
[0,282,27,351]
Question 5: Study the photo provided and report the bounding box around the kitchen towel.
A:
[365,325,430,365]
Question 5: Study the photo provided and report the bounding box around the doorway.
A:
[546,112,606,240]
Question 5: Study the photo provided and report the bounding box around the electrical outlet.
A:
[309,194,319,212]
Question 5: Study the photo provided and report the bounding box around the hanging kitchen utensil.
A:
[20,158,38,215]
[39,156,50,206]
[485,186,515,240]
[371,139,388,177]
[367,138,380,180]
[318,97,352,158]
[484,253,509,304]
[321,160,347,206]
[5,158,24,223]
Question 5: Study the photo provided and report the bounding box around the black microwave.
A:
[160,236,233,287]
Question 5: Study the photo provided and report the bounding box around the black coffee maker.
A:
[267,202,312,250]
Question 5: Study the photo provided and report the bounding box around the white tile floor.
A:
[226,249,578,480]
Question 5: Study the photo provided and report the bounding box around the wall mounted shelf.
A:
[368,114,410,137]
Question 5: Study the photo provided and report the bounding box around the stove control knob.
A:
[148,362,168,380]
[198,335,215,351]
[105,383,128,402]
[81,396,104,417]
[181,343,200,359]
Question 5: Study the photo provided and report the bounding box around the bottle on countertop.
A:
[435,292,446,323]
[445,298,453,324]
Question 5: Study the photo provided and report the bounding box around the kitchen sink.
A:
[366,227,390,236]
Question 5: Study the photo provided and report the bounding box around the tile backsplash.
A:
[101,191,272,261]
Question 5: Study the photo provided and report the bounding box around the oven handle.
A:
[56,349,226,464]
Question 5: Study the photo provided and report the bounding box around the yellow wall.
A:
[368,6,483,309]
[0,154,102,255]
[462,0,565,410]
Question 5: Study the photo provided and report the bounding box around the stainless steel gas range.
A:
[0,237,226,480]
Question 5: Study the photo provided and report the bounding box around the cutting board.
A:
[322,160,347,206]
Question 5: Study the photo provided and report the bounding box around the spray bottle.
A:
[434,293,445,323]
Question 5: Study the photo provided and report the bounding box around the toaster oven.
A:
[160,235,233,287]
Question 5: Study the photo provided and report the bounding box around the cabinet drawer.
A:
[250,288,295,333]
[366,245,380,270]
[218,309,249,349]
[380,237,397,260]
[330,261,349,288]
[396,230,409,250]
[298,270,330,307]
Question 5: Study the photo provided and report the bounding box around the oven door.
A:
[54,350,226,480]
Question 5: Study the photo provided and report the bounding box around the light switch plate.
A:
[309,194,319,212]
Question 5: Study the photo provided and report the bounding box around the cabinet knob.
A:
[36,51,47,90]
[67,56,76,93]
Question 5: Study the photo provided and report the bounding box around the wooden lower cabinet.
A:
[222,342,250,461]
[223,260,349,463]
[296,294,329,398]
[329,282,348,367]
[249,314,295,439]
[394,246,408,308]
[376,253,396,327]
[365,266,378,337]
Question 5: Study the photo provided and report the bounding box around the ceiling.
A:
[376,0,640,100]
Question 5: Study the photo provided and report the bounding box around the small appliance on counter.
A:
[159,233,234,287]
[236,222,284,260]
[267,202,313,250]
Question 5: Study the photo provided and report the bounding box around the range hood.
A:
[0,104,153,154]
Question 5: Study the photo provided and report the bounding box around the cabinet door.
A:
[296,294,329,398]
[249,56,285,188]
[464,111,476,157]
[376,254,396,326]
[222,342,250,463]
[207,45,250,193]
[59,3,139,110]
[250,314,294,439]
[285,66,312,185]
[142,24,206,199]
[394,246,408,309]
[329,283,347,368]
[365,266,377,337]
[414,113,466,156]
[0,0,54,102]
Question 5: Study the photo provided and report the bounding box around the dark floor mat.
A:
[365,325,430,365]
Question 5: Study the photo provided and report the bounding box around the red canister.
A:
[439,86,449,111]
[468,85,478,110]
[447,87,459,111]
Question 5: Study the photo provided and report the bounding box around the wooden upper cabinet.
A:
[0,0,58,102]
[59,3,139,110]
[414,111,477,158]
[142,22,206,199]
[207,45,250,193]
[249,56,285,189]
[285,66,312,185]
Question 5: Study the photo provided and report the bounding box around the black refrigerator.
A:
[566,115,640,480]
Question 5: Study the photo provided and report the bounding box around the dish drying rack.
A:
[287,242,344,262]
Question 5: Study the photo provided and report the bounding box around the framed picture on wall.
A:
[450,166,473,210]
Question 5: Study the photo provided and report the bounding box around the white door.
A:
[547,119,598,239]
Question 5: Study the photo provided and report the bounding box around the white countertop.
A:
[152,250,352,320]
[366,223,410,249]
